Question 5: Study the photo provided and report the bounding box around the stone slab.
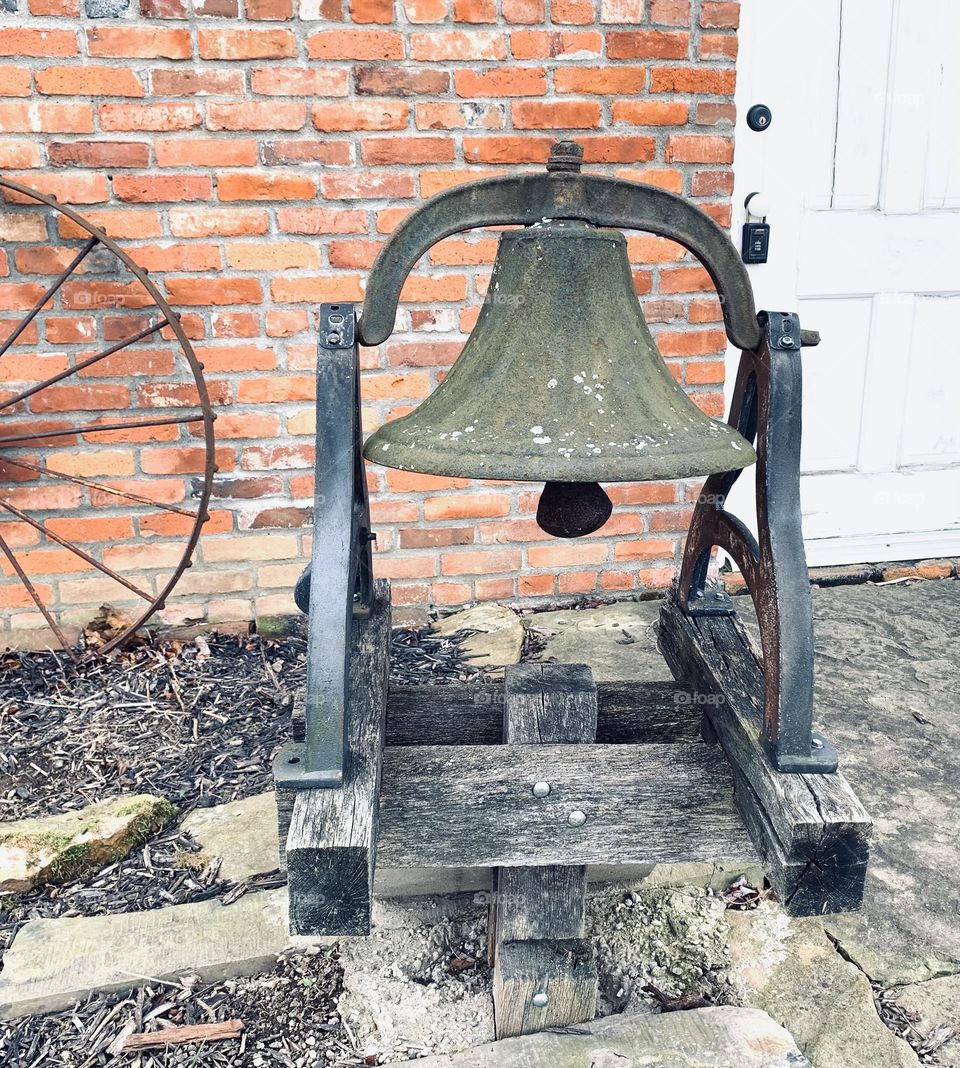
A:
[0,888,327,1020]
[888,974,960,1066]
[409,1006,808,1067]
[182,792,280,882]
[432,603,524,670]
[523,600,671,682]
[727,903,919,1068]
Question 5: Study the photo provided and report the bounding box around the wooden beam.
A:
[492,664,598,1039]
[386,680,701,747]
[377,740,756,869]
[280,580,391,936]
[658,594,871,914]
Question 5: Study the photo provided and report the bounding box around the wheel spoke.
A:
[0,530,78,658]
[0,456,198,517]
[0,412,205,448]
[0,318,169,413]
[0,236,99,357]
[0,498,155,602]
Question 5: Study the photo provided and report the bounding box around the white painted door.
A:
[728,0,960,566]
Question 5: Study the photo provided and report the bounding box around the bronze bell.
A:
[363,217,756,537]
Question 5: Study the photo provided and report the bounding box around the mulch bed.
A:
[1,946,352,1067]
[0,625,489,968]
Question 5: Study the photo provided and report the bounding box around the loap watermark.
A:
[673,690,725,708]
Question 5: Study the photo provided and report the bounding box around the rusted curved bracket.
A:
[678,312,837,774]
[357,171,760,351]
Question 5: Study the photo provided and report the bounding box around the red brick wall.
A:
[0,0,738,637]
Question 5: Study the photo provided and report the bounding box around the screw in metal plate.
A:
[780,335,795,347]
[532,992,549,1008]
[532,781,551,797]
[567,810,587,827]
[811,737,824,750]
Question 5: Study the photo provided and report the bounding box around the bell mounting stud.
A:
[273,140,871,1042]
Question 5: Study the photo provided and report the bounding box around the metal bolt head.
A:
[811,737,824,750]
[532,992,549,1008]
[779,334,795,347]
[532,781,551,797]
[567,810,587,827]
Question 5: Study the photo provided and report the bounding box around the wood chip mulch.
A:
[0,623,487,968]
[0,946,353,1068]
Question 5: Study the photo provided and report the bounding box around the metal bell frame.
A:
[274,141,837,792]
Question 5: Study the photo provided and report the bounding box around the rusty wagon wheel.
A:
[0,177,216,657]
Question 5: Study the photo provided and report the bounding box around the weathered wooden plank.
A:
[282,580,391,936]
[493,664,598,1039]
[386,680,700,747]
[122,1020,244,1052]
[493,939,597,1040]
[658,593,871,914]
[377,741,757,869]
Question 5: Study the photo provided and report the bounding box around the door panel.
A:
[731,0,960,565]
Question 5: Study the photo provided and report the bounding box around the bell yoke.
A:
[280,140,836,796]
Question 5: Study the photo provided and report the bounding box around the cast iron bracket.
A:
[678,311,838,774]
[275,303,373,790]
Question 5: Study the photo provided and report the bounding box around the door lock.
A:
[741,191,770,265]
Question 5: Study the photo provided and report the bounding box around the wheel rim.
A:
[0,177,216,657]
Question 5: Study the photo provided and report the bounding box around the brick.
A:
[503,0,542,20]
[660,266,715,293]
[198,30,297,60]
[361,137,455,165]
[354,66,449,96]
[277,207,366,234]
[555,67,646,94]
[464,136,552,163]
[453,0,495,21]
[203,534,299,563]
[321,172,415,200]
[87,27,191,58]
[251,67,350,96]
[455,68,546,97]
[155,138,257,168]
[141,0,188,14]
[312,100,409,131]
[649,0,688,22]
[512,100,601,129]
[47,140,149,168]
[424,493,510,521]
[650,68,736,94]
[170,206,268,237]
[415,102,504,130]
[4,173,109,205]
[410,31,506,61]
[271,274,364,302]
[700,1,739,28]
[613,537,675,560]
[36,67,144,97]
[581,135,656,163]
[225,241,320,270]
[207,102,306,131]
[441,548,520,574]
[475,577,514,600]
[165,277,263,305]
[599,0,643,22]
[404,0,447,20]
[0,67,31,97]
[0,142,42,168]
[509,29,601,59]
[151,70,244,96]
[261,140,353,165]
[0,30,78,57]
[612,100,688,126]
[112,175,213,202]
[528,543,607,567]
[194,0,240,14]
[552,0,592,23]
[307,30,404,59]
[691,169,734,196]
[29,0,80,11]
[666,135,734,163]
[699,33,737,59]
[696,101,737,125]
[0,102,93,134]
[101,103,201,132]
[607,30,688,59]
[247,0,294,15]
[217,173,317,201]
